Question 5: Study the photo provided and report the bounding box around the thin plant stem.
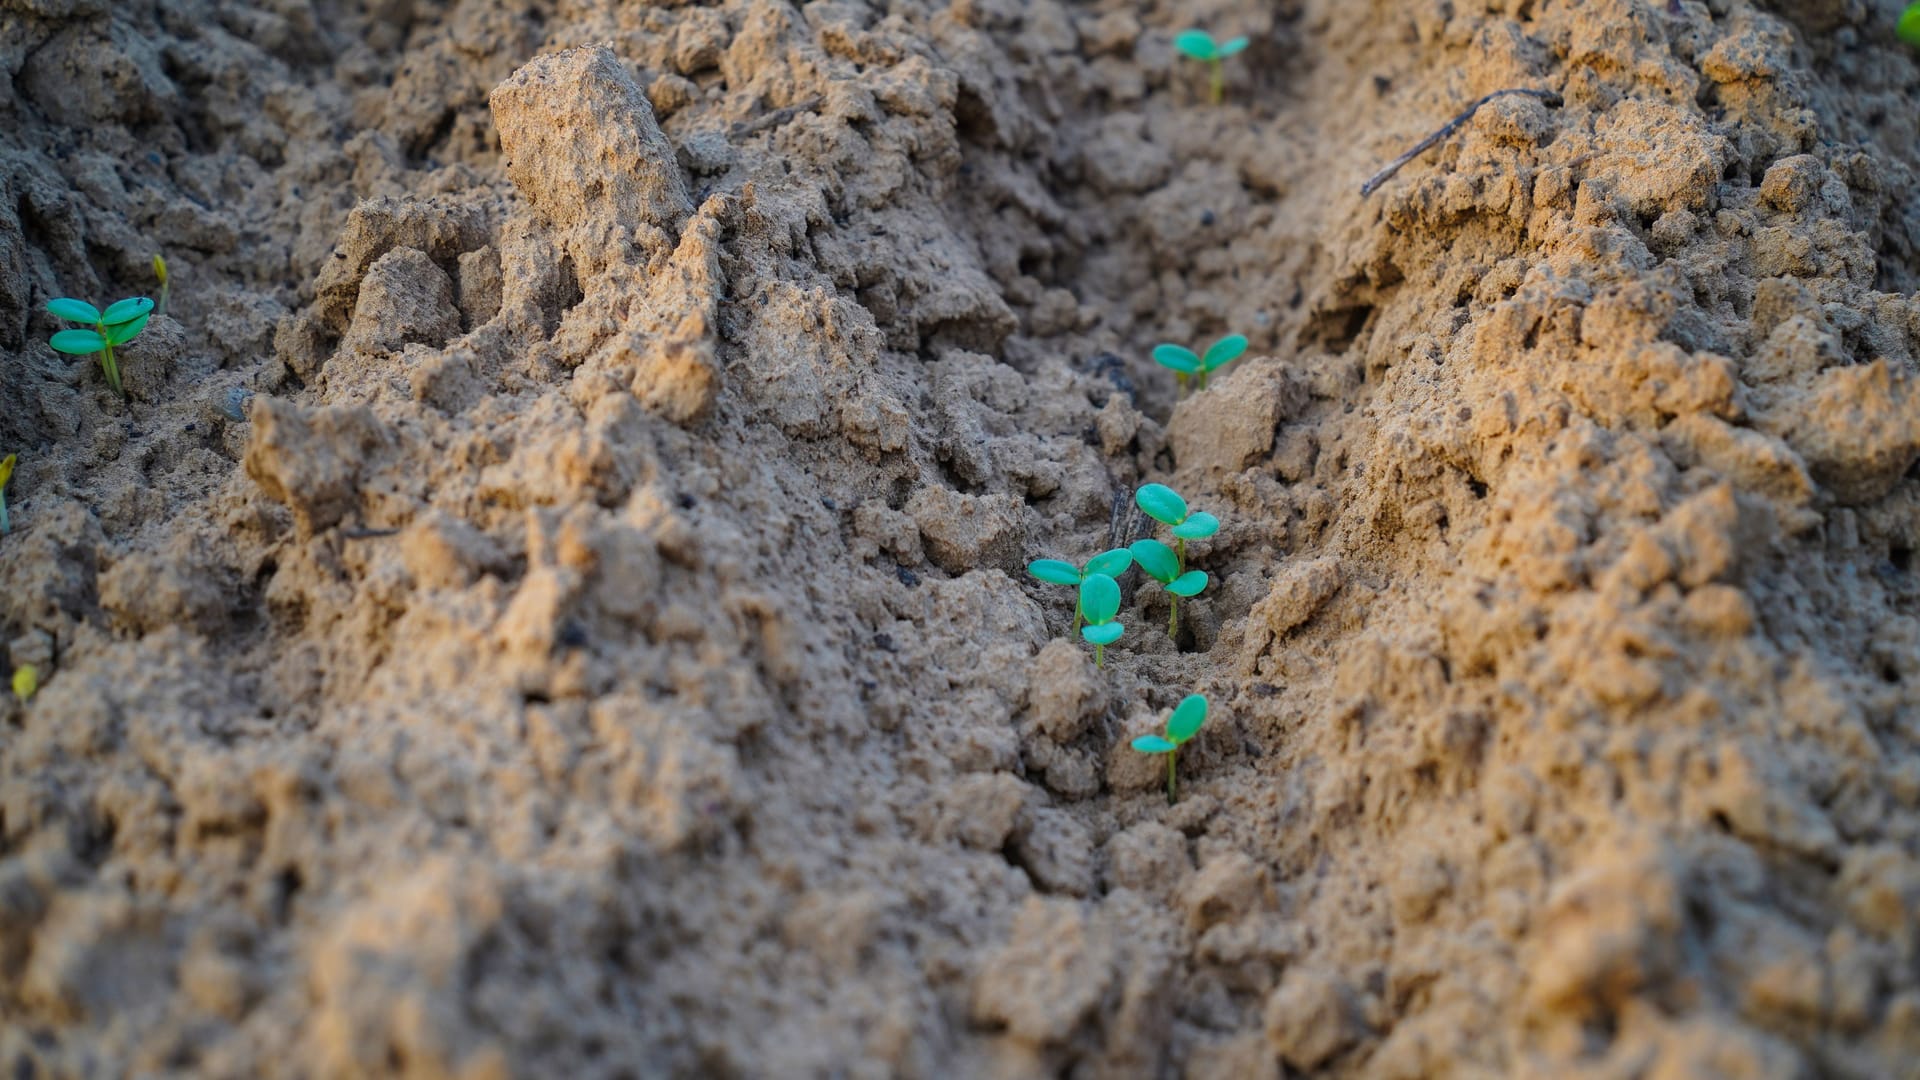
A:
[1176,372,1188,397]
[0,492,9,534]
[1209,60,1223,105]
[1167,748,1178,805]
[1176,537,1186,573]
[101,341,122,398]
[1095,643,1105,669]
[1074,596,1084,635]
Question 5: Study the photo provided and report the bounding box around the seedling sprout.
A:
[1079,573,1125,668]
[1131,538,1207,637]
[1135,483,1220,570]
[1174,30,1249,105]
[153,254,170,316]
[1152,335,1247,394]
[0,454,13,534]
[1904,4,1920,47]
[47,296,155,399]
[1029,548,1134,631]
[11,665,35,703]
[1132,693,1208,804]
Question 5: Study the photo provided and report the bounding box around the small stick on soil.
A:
[340,527,401,540]
[730,96,824,139]
[1358,88,1563,197]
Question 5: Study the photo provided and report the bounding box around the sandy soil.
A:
[2,0,1919,1075]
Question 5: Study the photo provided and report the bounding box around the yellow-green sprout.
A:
[12,664,37,703]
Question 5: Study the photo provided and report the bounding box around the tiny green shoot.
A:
[1029,549,1134,632]
[11,664,35,703]
[1132,693,1208,804]
[1135,483,1220,570]
[1174,30,1249,105]
[0,453,13,534]
[1131,538,1207,637]
[1079,573,1124,668]
[1903,3,1920,47]
[47,296,155,399]
[1151,335,1247,394]
[153,254,170,316]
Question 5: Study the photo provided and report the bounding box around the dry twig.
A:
[1359,88,1563,197]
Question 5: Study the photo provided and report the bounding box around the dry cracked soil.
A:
[4,0,1920,1076]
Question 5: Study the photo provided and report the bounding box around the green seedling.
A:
[1131,538,1208,637]
[1174,30,1249,105]
[1135,483,1220,570]
[1152,334,1248,394]
[1904,4,1920,46]
[0,453,12,534]
[11,664,35,703]
[1029,548,1135,632]
[152,254,170,316]
[1132,693,1208,804]
[47,296,155,399]
[1079,573,1124,668]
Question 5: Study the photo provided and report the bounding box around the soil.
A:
[2,0,1919,1076]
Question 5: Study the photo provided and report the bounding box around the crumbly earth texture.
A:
[3,0,1920,1076]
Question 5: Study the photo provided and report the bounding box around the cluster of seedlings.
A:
[1027,485,1225,804]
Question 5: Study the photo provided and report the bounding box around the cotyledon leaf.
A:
[1167,570,1208,598]
[1082,623,1124,647]
[1168,694,1208,743]
[1130,539,1180,583]
[1084,548,1134,579]
[104,312,151,345]
[1135,483,1188,526]
[1132,734,1176,753]
[1173,30,1219,61]
[1079,573,1121,624]
[1171,512,1220,540]
[100,297,154,327]
[46,298,101,324]
[49,329,107,355]
[1152,344,1200,374]
[1028,559,1082,586]
[1201,334,1248,371]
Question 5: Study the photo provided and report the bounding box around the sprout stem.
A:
[101,341,122,398]
[1167,747,1178,804]
[0,490,9,534]
[1095,643,1105,669]
[1074,597,1084,635]
[1176,537,1186,573]
[1209,60,1224,105]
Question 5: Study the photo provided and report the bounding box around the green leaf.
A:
[103,312,150,345]
[1129,539,1179,583]
[49,329,106,355]
[1218,36,1250,57]
[1135,483,1188,526]
[1084,548,1133,579]
[1028,559,1082,585]
[1132,734,1176,754]
[1201,334,1248,371]
[1079,573,1121,624]
[1903,3,1920,47]
[1082,622,1124,646]
[100,297,154,326]
[1167,570,1208,598]
[1151,344,1200,374]
[1171,512,1220,540]
[1168,694,1208,743]
[1173,29,1218,61]
[46,298,100,323]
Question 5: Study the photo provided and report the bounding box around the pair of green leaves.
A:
[1131,540,1206,596]
[1131,694,1208,755]
[1078,573,1124,647]
[1173,31,1248,63]
[1153,335,1247,391]
[48,297,154,355]
[1136,484,1220,541]
[1027,548,1133,588]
